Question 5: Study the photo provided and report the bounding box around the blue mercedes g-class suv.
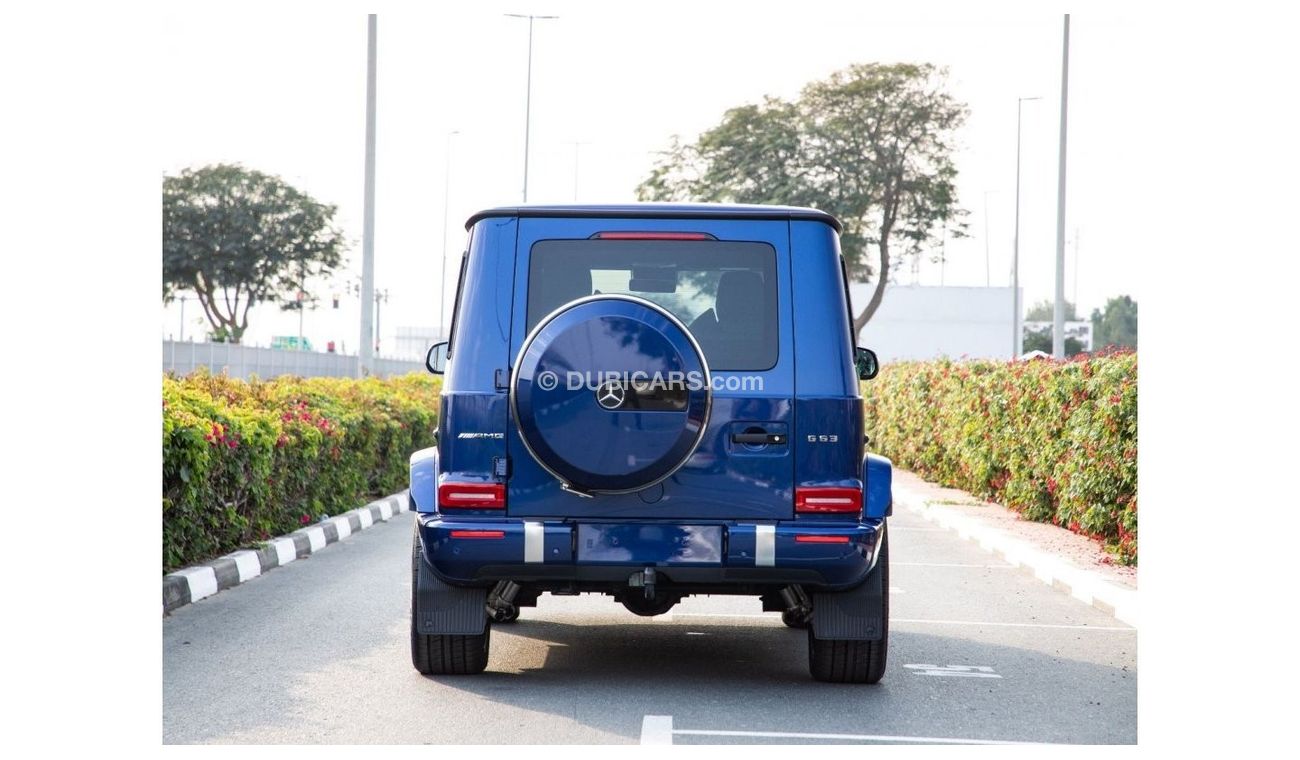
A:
[410,203,891,683]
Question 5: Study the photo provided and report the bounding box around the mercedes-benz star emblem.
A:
[595,381,626,410]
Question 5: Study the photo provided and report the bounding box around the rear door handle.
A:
[731,432,786,445]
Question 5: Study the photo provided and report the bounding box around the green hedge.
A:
[862,353,1137,564]
[162,371,440,571]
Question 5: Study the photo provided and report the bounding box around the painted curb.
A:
[892,485,1138,627]
[163,491,410,615]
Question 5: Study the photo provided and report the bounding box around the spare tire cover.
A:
[511,295,711,494]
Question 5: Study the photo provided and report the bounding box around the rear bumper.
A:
[417,514,885,591]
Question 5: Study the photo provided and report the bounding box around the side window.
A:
[840,256,856,349]
[446,229,474,357]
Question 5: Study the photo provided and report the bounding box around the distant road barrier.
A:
[163,340,423,379]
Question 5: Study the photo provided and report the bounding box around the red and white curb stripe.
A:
[892,485,1138,627]
[162,491,409,614]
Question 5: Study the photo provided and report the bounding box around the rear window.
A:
[527,239,778,370]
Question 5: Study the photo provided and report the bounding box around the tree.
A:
[637,63,969,334]
[1091,295,1138,350]
[1025,299,1078,322]
[163,164,346,344]
[1022,326,1084,356]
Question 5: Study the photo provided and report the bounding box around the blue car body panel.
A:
[417,204,891,592]
[409,447,439,512]
[417,512,885,590]
[505,216,797,520]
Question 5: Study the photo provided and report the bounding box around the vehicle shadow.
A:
[420,616,1136,744]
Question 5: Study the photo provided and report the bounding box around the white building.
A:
[394,326,447,361]
[849,284,1019,363]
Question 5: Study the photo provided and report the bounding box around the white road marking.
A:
[894,561,1015,568]
[640,715,674,745]
[226,550,261,582]
[905,664,1002,678]
[674,613,776,620]
[893,617,1135,632]
[662,613,1131,632]
[669,728,1044,745]
[175,566,218,602]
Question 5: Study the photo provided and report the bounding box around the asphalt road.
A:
[163,507,1136,744]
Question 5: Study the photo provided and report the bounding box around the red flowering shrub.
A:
[862,352,1137,564]
[162,371,440,570]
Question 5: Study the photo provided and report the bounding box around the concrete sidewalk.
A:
[891,469,1137,627]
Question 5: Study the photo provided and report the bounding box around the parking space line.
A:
[893,617,1134,631]
[640,715,673,745]
[673,613,1131,631]
[674,612,777,620]
[894,561,1015,568]
[648,722,1046,745]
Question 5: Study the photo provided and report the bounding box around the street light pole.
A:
[439,130,460,342]
[1053,14,1071,359]
[571,140,589,202]
[983,191,994,287]
[506,13,557,203]
[1013,95,1041,359]
[359,14,378,376]
[375,288,388,356]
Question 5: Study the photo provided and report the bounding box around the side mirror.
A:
[855,347,879,380]
[425,342,449,375]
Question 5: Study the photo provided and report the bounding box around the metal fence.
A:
[163,341,424,379]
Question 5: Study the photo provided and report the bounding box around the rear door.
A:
[505,216,795,521]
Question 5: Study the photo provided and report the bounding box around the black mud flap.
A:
[811,559,884,640]
[415,546,489,636]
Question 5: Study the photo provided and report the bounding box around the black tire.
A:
[782,609,810,629]
[808,528,889,684]
[410,534,491,675]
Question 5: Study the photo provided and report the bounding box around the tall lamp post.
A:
[1052,14,1071,359]
[505,13,558,203]
[358,14,378,376]
[571,140,589,202]
[439,130,460,342]
[983,191,996,287]
[1012,95,1041,359]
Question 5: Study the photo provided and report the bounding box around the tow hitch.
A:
[619,567,679,616]
[630,566,657,600]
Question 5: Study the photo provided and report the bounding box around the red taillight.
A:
[449,530,505,539]
[438,482,506,509]
[592,231,715,241]
[795,534,852,544]
[794,487,862,514]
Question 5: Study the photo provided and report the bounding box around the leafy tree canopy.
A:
[1022,326,1085,356]
[163,164,346,344]
[1091,295,1138,350]
[637,62,969,333]
[1025,299,1079,322]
